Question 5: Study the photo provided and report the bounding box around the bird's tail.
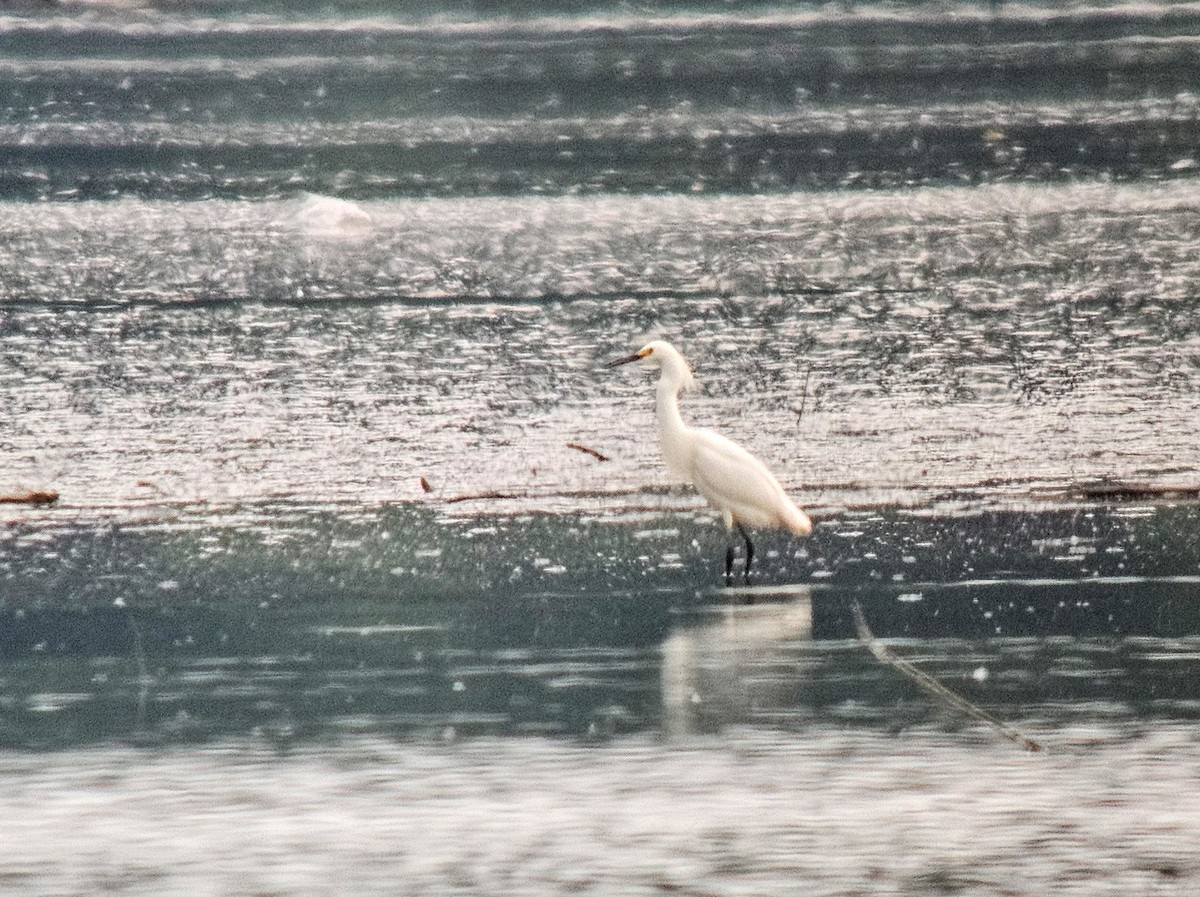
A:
[781,500,814,537]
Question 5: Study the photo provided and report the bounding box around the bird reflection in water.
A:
[661,584,813,736]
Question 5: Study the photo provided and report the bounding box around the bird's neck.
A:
[655,376,691,458]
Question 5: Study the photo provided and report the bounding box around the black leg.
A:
[725,543,735,583]
[738,524,754,583]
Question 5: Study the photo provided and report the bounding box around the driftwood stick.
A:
[852,602,1042,752]
[0,490,58,506]
[1076,482,1200,501]
[444,490,526,504]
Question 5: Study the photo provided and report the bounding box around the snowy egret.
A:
[607,340,813,582]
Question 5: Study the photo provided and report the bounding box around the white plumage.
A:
[608,339,812,581]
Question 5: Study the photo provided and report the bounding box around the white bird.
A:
[607,339,813,582]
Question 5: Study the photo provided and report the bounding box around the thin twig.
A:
[852,601,1042,752]
[795,364,812,426]
[565,442,611,462]
[442,485,662,504]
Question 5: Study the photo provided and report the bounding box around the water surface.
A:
[2,2,1200,894]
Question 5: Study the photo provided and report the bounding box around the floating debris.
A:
[291,192,373,237]
[853,601,1042,753]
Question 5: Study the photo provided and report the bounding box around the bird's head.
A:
[606,339,696,392]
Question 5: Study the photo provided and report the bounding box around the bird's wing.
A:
[687,428,792,528]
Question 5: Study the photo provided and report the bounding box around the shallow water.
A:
[3,1,1200,894]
